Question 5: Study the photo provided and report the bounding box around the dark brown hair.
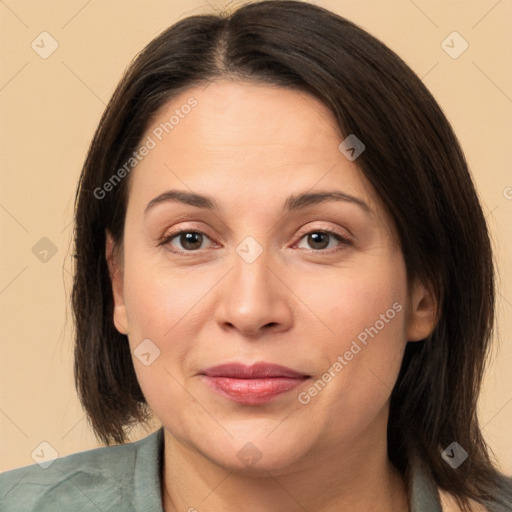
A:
[72,1,512,509]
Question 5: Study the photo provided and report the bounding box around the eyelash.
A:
[159,228,352,255]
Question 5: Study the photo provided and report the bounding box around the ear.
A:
[106,231,129,335]
[407,279,437,342]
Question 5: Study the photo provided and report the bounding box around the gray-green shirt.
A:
[0,428,442,511]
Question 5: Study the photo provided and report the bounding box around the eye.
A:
[295,229,351,252]
[161,230,214,253]
[161,228,351,254]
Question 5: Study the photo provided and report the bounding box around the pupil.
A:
[181,232,202,250]
[309,232,328,250]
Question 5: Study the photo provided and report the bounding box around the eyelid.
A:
[291,225,353,252]
[160,227,216,254]
[160,222,353,254]
[294,223,351,240]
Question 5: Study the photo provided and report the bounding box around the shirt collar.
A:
[135,427,442,511]
[407,451,443,511]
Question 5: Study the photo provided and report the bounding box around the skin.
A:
[106,81,435,511]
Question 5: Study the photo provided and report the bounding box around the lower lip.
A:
[202,376,308,404]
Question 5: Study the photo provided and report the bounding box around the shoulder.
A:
[407,453,495,512]
[439,490,489,511]
[0,428,163,512]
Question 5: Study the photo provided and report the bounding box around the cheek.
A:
[121,255,225,386]
[120,261,207,426]
[293,255,409,415]
[292,255,408,348]
[122,249,209,338]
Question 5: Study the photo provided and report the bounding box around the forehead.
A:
[127,80,378,215]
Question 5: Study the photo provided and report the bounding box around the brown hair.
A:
[72,1,512,508]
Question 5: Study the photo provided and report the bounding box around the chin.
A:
[202,427,317,476]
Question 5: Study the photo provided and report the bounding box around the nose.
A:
[213,246,293,337]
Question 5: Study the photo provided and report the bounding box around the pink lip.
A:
[200,363,310,404]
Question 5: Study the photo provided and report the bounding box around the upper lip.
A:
[200,362,309,379]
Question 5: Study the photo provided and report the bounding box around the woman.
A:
[1,1,511,510]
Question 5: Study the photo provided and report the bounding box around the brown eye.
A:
[163,230,213,252]
[307,232,330,250]
[296,230,351,252]
[179,232,204,250]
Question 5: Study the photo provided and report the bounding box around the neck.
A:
[161,415,409,512]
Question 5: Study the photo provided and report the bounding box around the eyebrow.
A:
[144,189,371,214]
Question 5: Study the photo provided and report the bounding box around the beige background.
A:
[1,0,511,474]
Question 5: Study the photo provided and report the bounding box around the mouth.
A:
[199,362,310,405]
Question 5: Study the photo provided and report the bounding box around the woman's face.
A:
[108,81,433,473]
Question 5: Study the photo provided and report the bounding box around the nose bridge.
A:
[214,236,292,335]
[233,240,272,299]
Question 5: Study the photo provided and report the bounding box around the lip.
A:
[201,362,308,379]
[200,362,310,405]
